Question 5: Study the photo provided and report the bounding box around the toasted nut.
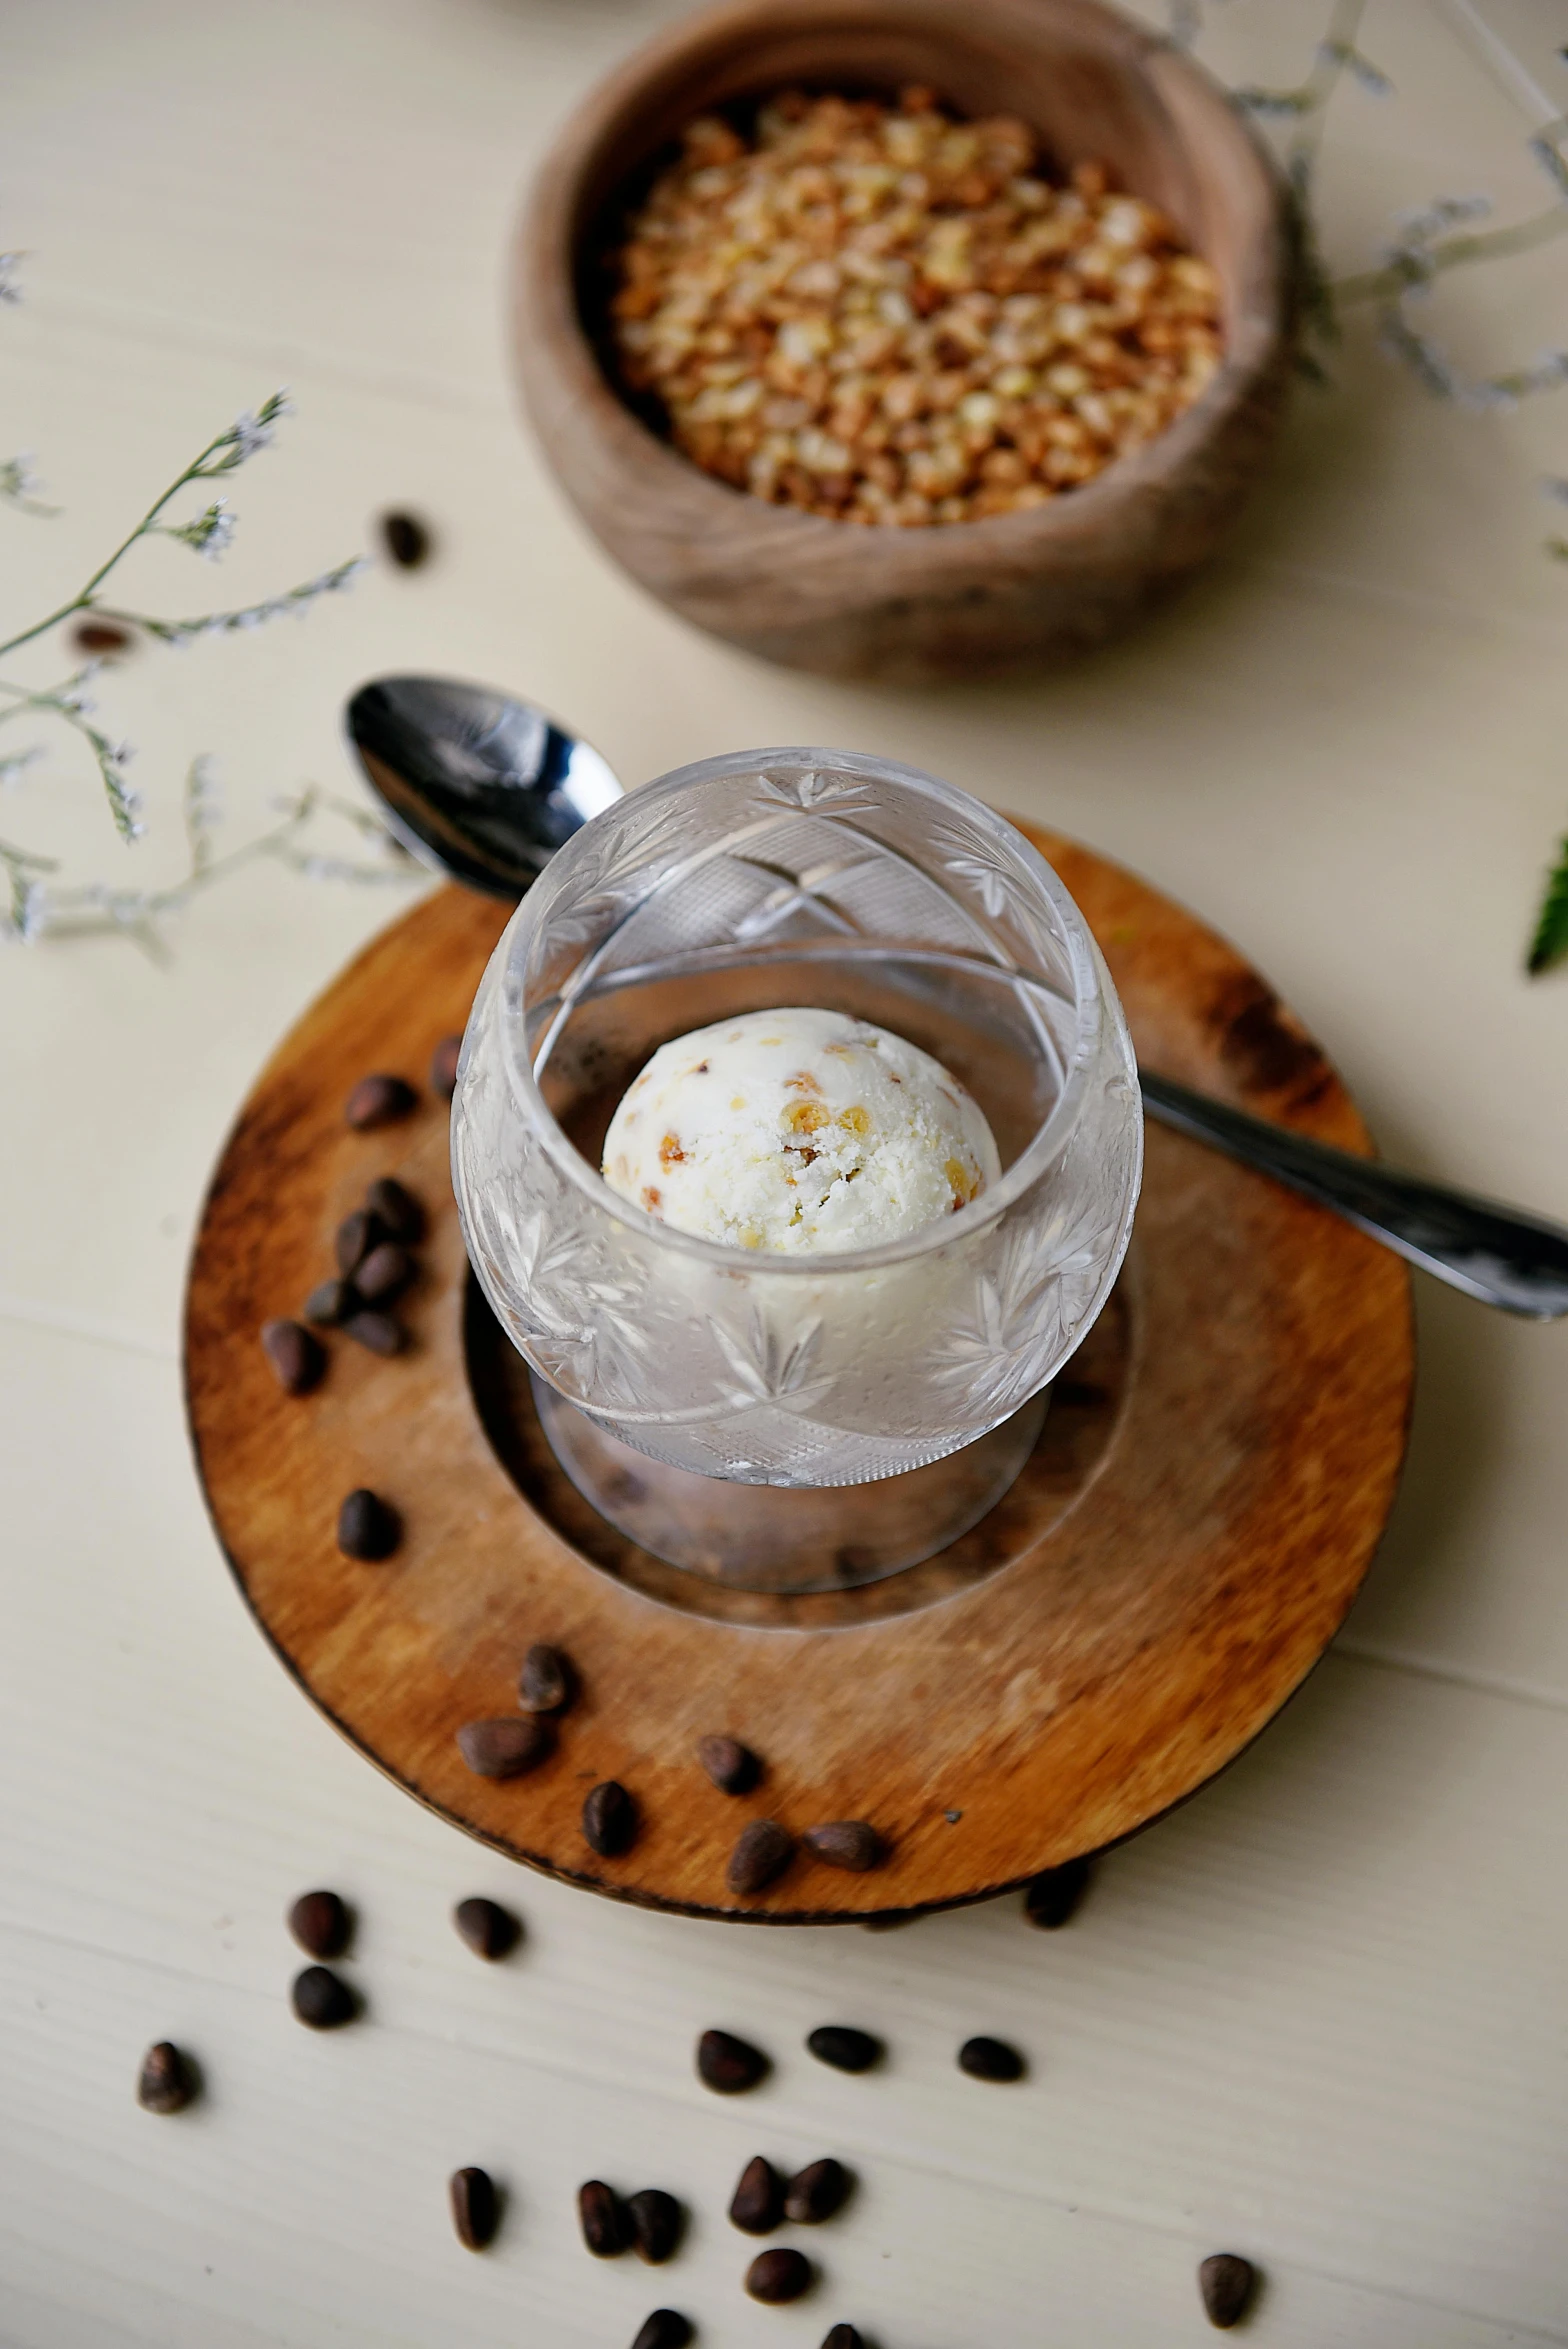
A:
[582,1780,638,1858]
[430,1033,462,1099]
[288,1889,351,1959]
[745,2247,814,2303]
[519,1642,574,1713]
[784,2157,852,2224]
[957,2033,1025,2082]
[802,1820,883,1872]
[364,1175,425,1244]
[579,2178,631,2257]
[727,1819,794,1897]
[453,1896,521,1961]
[608,92,1222,528]
[455,1717,554,1779]
[697,1733,760,1793]
[137,2041,197,2113]
[260,1318,325,1395]
[696,2027,769,2094]
[729,2154,783,2234]
[449,2165,499,2250]
[345,1073,417,1129]
[1199,2253,1257,2329]
[1024,1855,1091,1928]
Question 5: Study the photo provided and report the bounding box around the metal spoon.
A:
[346,673,621,897]
[345,673,1568,1319]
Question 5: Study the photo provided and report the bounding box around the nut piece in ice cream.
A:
[600,1007,1000,1254]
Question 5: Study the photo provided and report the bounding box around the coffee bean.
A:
[288,1888,351,1959]
[337,1488,401,1562]
[456,1717,553,1779]
[746,2248,813,2304]
[1024,1856,1091,1930]
[696,2027,769,2095]
[72,618,134,658]
[626,2188,683,2265]
[329,1215,369,1281]
[697,1733,759,1794]
[821,2330,864,2349]
[582,1780,637,1858]
[518,1642,574,1714]
[354,1241,414,1305]
[727,1819,793,1897]
[449,2165,499,2250]
[365,1175,425,1245]
[802,1821,883,1872]
[291,1965,356,2029]
[1199,2253,1257,2329]
[578,2177,630,2258]
[345,1073,417,1130]
[430,1033,462,1100]
[630,2313,691,2349]
[806,2026,882,2075]
[260,1318,325,1396]
[137,2040,196,2114]
[335,1209,385,1276]
[342,1308,406,1356]
[957,2035,1024,2082]
[784,2158,852,2226]
[453,1896,520,1961]
[380,510,432,569]
[728,2154,783,2235]
[304,1278,356,1328]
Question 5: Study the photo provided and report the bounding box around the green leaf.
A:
[1527,833,1568,974]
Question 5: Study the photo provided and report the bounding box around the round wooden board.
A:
[185,826,1413,1922]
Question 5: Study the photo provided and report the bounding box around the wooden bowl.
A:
[510,0,1295,683]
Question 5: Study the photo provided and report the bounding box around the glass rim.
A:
[496,745,1112,1277]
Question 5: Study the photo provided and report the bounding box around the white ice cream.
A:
[600,1007,1001,1254]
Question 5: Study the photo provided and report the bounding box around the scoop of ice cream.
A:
[600,1007,1001,1254]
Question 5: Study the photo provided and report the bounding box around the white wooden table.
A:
[3,3,1567,2342]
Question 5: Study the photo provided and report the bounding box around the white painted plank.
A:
[2,1321,1566,2338]
[3,1933,1560,2349]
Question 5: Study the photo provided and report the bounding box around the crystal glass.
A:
[452,748,1141,1587]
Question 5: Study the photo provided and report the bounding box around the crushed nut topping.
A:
[609,86,1223,527]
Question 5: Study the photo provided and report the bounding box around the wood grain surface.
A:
[185,825,1413,1921]
[512,0,1295,680]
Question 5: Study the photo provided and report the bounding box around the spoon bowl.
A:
[346,674,621,899]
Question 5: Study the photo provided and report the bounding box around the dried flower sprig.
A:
[0,452,58,518]
[0,765,416,957]
[1333,128,1568,414]
[0,272,414,948]
[97,557,365,647]
[1178,2,1568,975]
[0,389,364,677]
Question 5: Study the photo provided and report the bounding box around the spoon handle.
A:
[1139,1070,1568,1320]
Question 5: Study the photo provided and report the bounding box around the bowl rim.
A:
[512,0,1294,563]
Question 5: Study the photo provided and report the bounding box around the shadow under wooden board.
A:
[185,822,1414,1922]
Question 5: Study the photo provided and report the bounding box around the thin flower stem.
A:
[0,401,288,663]
[1295,0,1368,173]
[90,556,363,644]
[0,676,140,838]
[0,450,218,660]
[1334,202,1568,306]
